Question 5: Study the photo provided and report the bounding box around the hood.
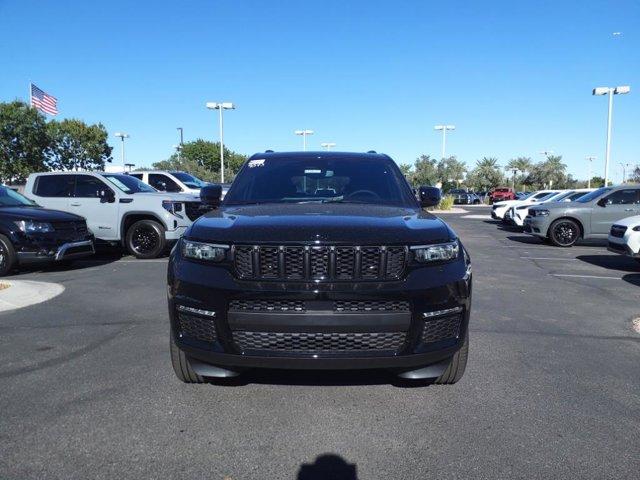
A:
[188,203,454,244]
[131,192,201,202]
[494,200,519,207]
[0,206,83,222]
[612,215,640,228]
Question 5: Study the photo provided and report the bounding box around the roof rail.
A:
[366,150,377,154]
[265,149,274,153]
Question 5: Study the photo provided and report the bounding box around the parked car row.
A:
[489,184,640,260]
[1,170,222,276]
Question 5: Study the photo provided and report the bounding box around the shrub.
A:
[437,195,455,210]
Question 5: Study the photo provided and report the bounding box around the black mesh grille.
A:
[235,246,254,278]
[233,244,407,281]
[229,299,305,312]
[334,300,410,312]
[184,202,213,221]
[610,225,627,238]
[178,312,217,343]
[233,331,406,352]
[421,314,462,344]
[51,220,88,239]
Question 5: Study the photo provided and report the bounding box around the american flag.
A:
[30,83,58,115]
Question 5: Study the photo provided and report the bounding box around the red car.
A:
[489,187,516,203]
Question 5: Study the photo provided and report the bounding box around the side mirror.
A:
[156,181,167,192]
[596,198,607,207]
[419,186,441,208]
[200,184,222,207]
[98,189,115,203]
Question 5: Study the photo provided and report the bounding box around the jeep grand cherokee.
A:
[167,151,472,384]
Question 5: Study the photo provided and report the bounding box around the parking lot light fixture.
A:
[206,102,235,183]
[320,142,336,151]
[114,132,130,169]
[592,85,631,187]
[295,130,314,151]
[434,125,455,159]
[586,156,596,188]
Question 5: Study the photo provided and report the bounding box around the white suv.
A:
[608,215,640,260]
[24,172,211,258]
[491,190,559,220]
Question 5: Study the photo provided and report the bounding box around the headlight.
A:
[14,220,54,233]
[162,200,183,217]
[412,241,460,263]
[535,209,550,216]
[632,226,640,232]
[182,239,228,262]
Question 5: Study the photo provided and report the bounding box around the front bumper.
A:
[168,251,472,375]
[525,216,551,238]
[16,238,95,264]
[607,234,640,257]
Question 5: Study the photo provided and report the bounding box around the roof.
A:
[248,151,391,161]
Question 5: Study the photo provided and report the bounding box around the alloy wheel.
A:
[554,222,578,246]
[131,225,159,254]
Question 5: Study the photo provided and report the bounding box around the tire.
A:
[548,218,580,247]
[434,331,469,385]
[0,234,17,277]
[170,331,206,383]
[125,219,166,259]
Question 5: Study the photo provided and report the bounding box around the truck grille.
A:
[610,225,627,238]
[177,312,218,343]
[51,220,88,239]
[228,299,409,313]
[233,331,406,353]
[421,313,462,344]
[184,201,213,221]
[233,245,407,281]
[334,300,409,312]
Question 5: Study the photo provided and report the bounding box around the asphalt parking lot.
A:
[1,205,639,480]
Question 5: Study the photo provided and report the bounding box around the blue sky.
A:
[1,0,638,182]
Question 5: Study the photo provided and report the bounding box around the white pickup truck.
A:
[24,171,211,258]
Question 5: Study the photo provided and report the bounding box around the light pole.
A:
[511,169,518,190]
[295,130,314,151]
[434,125,455,159]
[619,162,627,183]
[176,127,184,161]
[320,142,336,150]
[114,132,129,169]
[206,102,235,183]
[586,156,596,188]
[593,85,631,187]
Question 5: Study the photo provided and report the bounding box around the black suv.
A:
[167,152,472,384]
[0,185,94,276]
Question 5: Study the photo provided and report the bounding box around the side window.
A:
[129,173,143,180]
[33,175,74,197]
[604,189,640,205]
[149,174,182,192]
[74,175,112,198]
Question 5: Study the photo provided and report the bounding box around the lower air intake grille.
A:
[421,314,462,344]
[233,331,406,353]
[334,300,410,312]
[178,312,217,343]
[228,299,306,312]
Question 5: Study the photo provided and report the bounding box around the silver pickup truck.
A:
[24,171,211,258]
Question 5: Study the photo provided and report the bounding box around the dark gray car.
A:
[449,189,482,205]
[524,185,640,246]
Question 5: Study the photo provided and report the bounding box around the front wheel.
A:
[125,219,166,259]
[0,234,17,277]
[170,331,206,383]
[434,331,469,385]
[549,218,580,247]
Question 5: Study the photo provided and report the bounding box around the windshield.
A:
[576,187,612,203]
[0,187,37,207]
[103,174,157,194]
[224,156,415,206]
[171,172,208,189]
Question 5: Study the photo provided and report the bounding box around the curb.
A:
[0,280,65,313]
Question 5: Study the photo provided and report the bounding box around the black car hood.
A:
[188,203,454,244]
[0,206,84,222]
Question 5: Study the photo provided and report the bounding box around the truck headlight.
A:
[536,209,550,216]
[633,226,640,232]
[412,241,459,262]
[182,239,228,262]
[162,200,183,218]
[15,220,54,233]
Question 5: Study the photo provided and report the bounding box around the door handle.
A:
[70,203,81,206]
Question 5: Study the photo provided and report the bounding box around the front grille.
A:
[229,299,305,312]
[233,244,407,281]
[178,312,217,343]
[421,314,462,344]
[610,225,627,238]
[184,201,213,221]
[334,300,410,312]
[51,220,88,238]
[233,331,406,353]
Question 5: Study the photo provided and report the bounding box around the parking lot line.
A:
[521,257,578,261]
[550,273,621,280]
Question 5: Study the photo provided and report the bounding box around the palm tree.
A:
[505,157,533,190]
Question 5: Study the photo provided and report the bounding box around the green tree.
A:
[526,155,567,189]
[153,139,247,182]
[436,156,467,190]
[505,156,533,190]
[466,157,504,191]
[47,119,112,171]
[0,100,50,183]
[411,154,438,186]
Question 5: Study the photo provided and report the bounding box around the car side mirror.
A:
[156,181,167,192]
[418,186,441,208]
[597,198,607,207]
[200,184,222,207]
[98,189,115,203]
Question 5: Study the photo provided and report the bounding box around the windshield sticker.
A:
[248,159,265,168]
[304,169,321,174]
